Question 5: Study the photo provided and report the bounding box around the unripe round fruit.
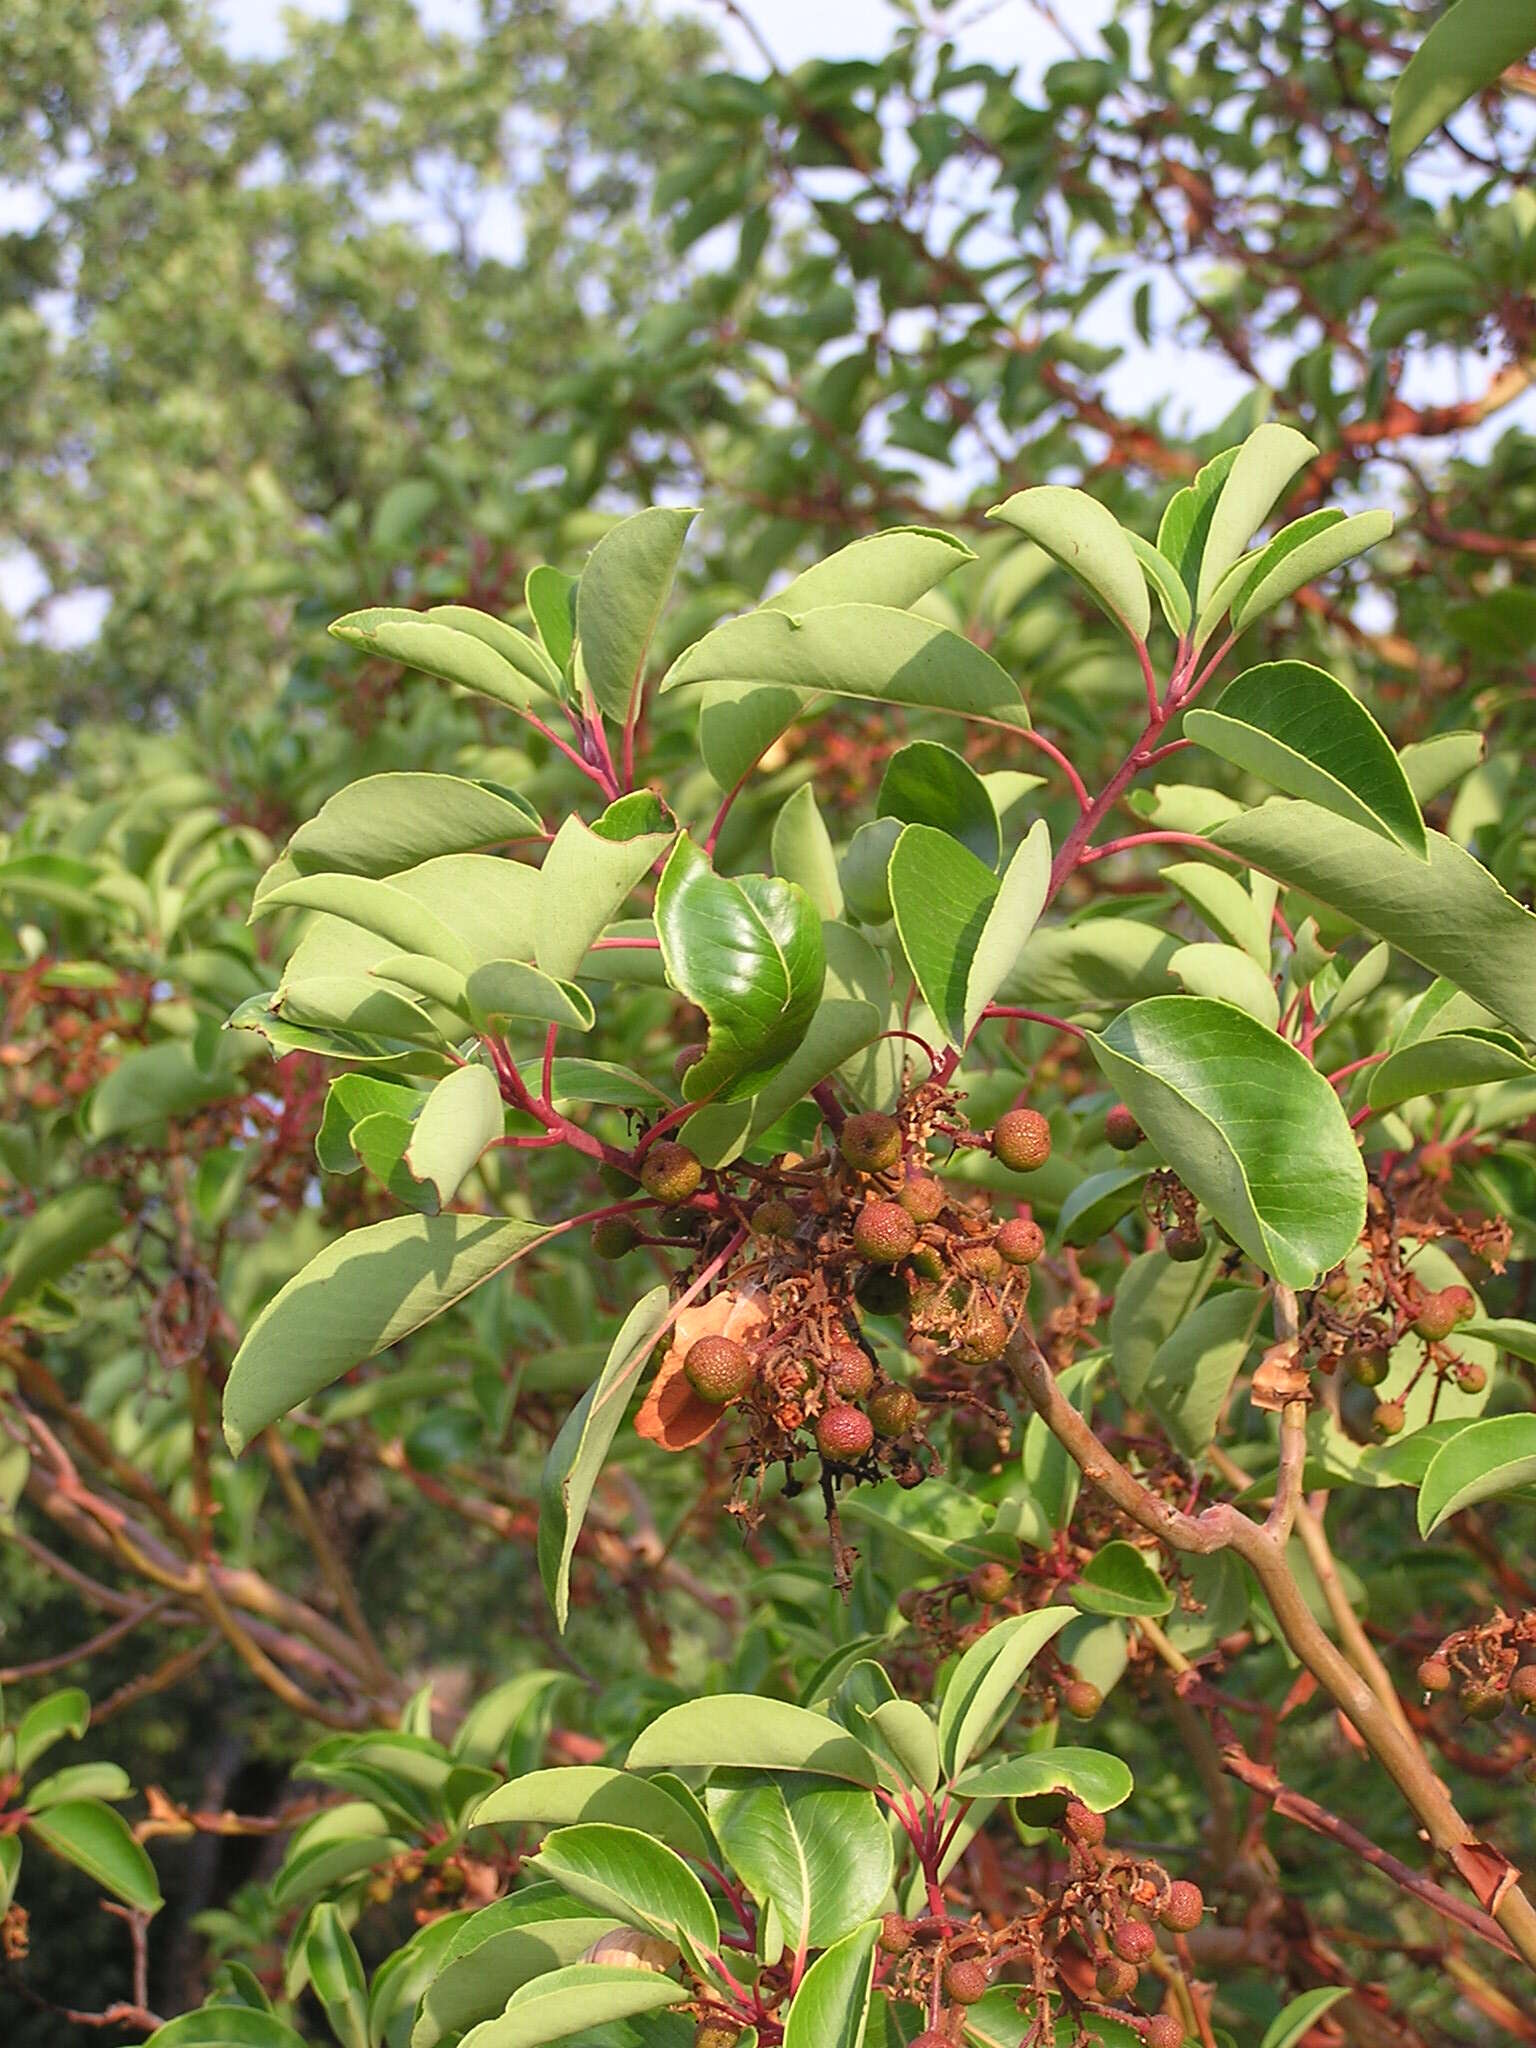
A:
[1461,1679,1504,1720]
[1413,1285,1474,1342]
[1096,1958,1139,2000]
[877,1913,913,1956]
[592,1217,638,1259]
[1143,2019,1185,2048]
[1511,1666,1536,1708]
[993,1107,1052,1173]
[639,1142,702,1203]
[600,1162,639,1196]
[1105,1104,1143,1151]
[684,1335,756,1404]
[1063,1798,1106,1846]
[816,1404,875,1462]
[1111,1918,1156,1966]
[1165,1224,1206,1263]
[958,1244,1004,1280]
[870,1386,920,1437]
[1417,1655,1452,1694]
[1063,1678,1103,1720]
[911,1243,946,1281]
[968,1562,1013,1605]
[957,1304,1010,1363]
[751,1198,797,1239]
[1457,1360,1488,1394]
[959,1429,1001,1471]
[898,1174,946,1223]
[942,1958,990,2005]
[1158,1881,1204,1933]
[660,1206,701,1237]
[1372,1399,1406,1436]
[853,1200,918,1264]
[855,1268,909,1316]
[827,1346,875,1400]
[839,1111,902,1174]
[997,1216,1045,1266]
[1343,1345,1388,1387]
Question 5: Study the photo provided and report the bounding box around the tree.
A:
[2,3,1535,2043]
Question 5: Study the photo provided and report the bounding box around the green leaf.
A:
[529,1822,718,1966]
[765,527,973,612]
[1401,731,1484,803]
[770,785,843,921]
[411,1893,619,2048]
[1167,942,1280,1028]
[937,1609,1076,1776]
[655,834,824,1104]
[707,1771,894,1956]
[1145,1288,1265,1457]
[465,962,595,1034]
[1186,662,1425,857]
[145,2013,308,2048]
[950,1746,1134,1811]
[1089,996,1368,1287]
[1231,511,1393,630]
[1366,1030,1533,1110]
[1390,0,1536,161]
[474,1768,711,1861]
[1211,804,1536,1041]
[1109,1245,1219,1403]
[1461,1318,1536,1366]
[1058,1167,1147,1248]
[1259,1987,1350,2048]
[987,486,1150,641]
[877,742,1001,868]
[682,996,884,1169]
[452,1673,570,1770]
[25,1763,132,1810]
[889,821,1051,1046]
[1072,1541,1173,1618]
[88,1040,245,1139]
[1161,862,1271,966]
[539,1289,673,1628]
[576,506,697,727]
[223,1213,553,1453]
[457,1963,688,2048]
[1417,1416,1536,1537]
[861,1701,942,1795]
[367,1913,474,2047]
[1196,424,1317,612]
[16,1687,89,1773]
[0,1836,19,1914]
[2,1188,121,1308]
[1126,532,1192,635]
[395,1065,504,1211]
[305,1903,369,2048]
[27,1797,162,1912]
[626,1696,877,1784]
[371,478,439,549]
[1157,445,1240,594]
[535,800,677,981]
[276,774,542,886]
[330,607,561,709]
[782,1922,879,2048]
[526,565,577,673]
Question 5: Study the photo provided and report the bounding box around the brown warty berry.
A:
[996,1216,1045,1265]
[898,1174,946,1222]
[1159,1880,1204,1932]
[852,1200,918,1264]
[826,1347,875,1400]
[1062,1678,1103,1719]
[684,1336,756,1404]
[956,1304,1010,1362]
[911,2036,952,2048]
[1143,2018,1185,2048]
[942,1958,990,2004]
[1372,1399,1406,1436]
[839,1111,902,1174]
[869,1386,920,1437]
[1412,1284,1474,1341]
[1063,1798,1106,1846]
[639,1142,702,1203]
[1111,1918,1156,1966]
[1417,1655,1452,1693]
[1096,1958,1139,2000]
[751,1198,797,1239]
[816,1405,875,1462]
[1105,1103,1143,1151]
[1164,1223,1206,1263]
[992,1107,1052,1172]
[1511,1667,1536,1708]
[877,1913,913,1955]
[968,1562,1013,1604]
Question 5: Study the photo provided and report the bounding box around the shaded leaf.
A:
[988,486,1150,640]
[576,508,698,726]
[1417,1416,1536,1537]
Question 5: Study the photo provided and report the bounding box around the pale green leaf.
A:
[988,485,1150,640]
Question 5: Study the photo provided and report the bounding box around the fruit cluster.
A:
[1417,1608,1536,1729]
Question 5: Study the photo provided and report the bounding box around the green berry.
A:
[816,1404,874,1462]
[992,1107,1052,1173]
[639,1142,702,1203]
[1372,1399,1406,1436]
[684,1336,756,1404]
[898,1174,946,1222]
[599,1162,639,1196]
[968,1562,1013,1604]
[1096,1958,1139,2000]
[839,1111,902,1173]
[1457,1359,1487,1393]
[855,1268,909,1316]
[869,1386,919,1436]
[996,1217,1045,1265]
[1413,1285,1475,1342]
[592,1217,638,1259]
[853,1200,917,1264]
[1461,1679,1504,1721]
[1343,1345,1388,1387]
[751,1198,797,1239]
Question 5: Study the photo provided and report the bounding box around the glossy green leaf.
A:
[529,1822,718,1966]
[305,1903,369,2048]
[27,1797,162,1912]
[145,2013,308,2048]
[1417,1416,1536,1537]
[766,527,973,612]
[25,1762,132,1810]
[627,1696,877,1783]
[16,1687,89,1773]
[1186,662,1425,856]
[535,799,677,982]
[367,1912,473,2046]
[1259,1987,1350,2048]
[937,1608,1075,1775]
[330,607,561,710]
[88,1039,246,1139]
[224,1213,553,1453]
[1109,1244,1219,1403]
[276,774,542,887]
[682,997,883,1169]
[1461,1318,1536,1366]
[1089,996,1368,1287]
[1196,424,1316,611]
[1401,731,1483,803]
[576,506,697,726]
[988,486,1150,640]
[950,1745,1134,1811]
[1126,531,1192,634]
[539,1288,672,1629]
[877,741,1000,868]
[0,1836,19,1915]
[474,1767,710,1860]
[655,834,824,1104]
[838,818,901,926]
[1157,445,1240,594]
[1072,1541,1173,1618]
[771,784,843,920]
[2,1187,121,1308]
[861,1701,942,1795]
[457,1963,688,2048]
[889,820,1051,1046]
[782,1921,879,2048]
[1144,1287,1264,1457]
[412,1893,618,2048]
[1366,1030,1533,1109]
[1211,803,1536,1041]
[525,565,577,672]
[707,1770,893,1955]
[465,961,594,1034]
[1058,1167,1147,1248]
[1001,916,1181,1014]
[1162,862,1271,968]
[1390,0,1536,161]
[1232,510,1393,629]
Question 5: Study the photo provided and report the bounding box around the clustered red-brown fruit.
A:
[870,1386,920,1436]
[1064,1798,1107,1847]
[640,1141,703,1203]
[1158,1880,1204,1932]
[1063,1677,1104,1719]
[1416,1610,1536,1725]
[1412,1283,1475,1341]
[878,1913,913,1955]
[853,1199,918,1264]
[1111,1918,1157,1966]
[826,1345,875,1399]
[992,1106,1053,1173]
[1144,2017,1186,2048]
[839,1110,903,1173]
[968,1561,1013,1605]
[942,1957,991,2004]
[899,1173,947,1222]
[683,1335,756,1404]
[996,1215,1045,1266]
[816,1404,875,1462]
